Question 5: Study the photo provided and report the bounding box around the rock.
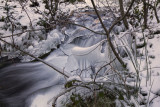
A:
[0,56,8,63]
[29,1,39,7]
[141,91,148,96]
[154,30,160,34]
[0,57,21,68]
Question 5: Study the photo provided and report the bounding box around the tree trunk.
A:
[143,0,148,29]
[119,0,129,29]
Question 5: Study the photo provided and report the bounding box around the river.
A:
[0,1,124,106]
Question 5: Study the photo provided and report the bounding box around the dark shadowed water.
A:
[0,54,67,107]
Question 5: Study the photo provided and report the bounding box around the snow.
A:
[30,85,64,107]
[85,0,118,7]
[1,0,160,107]
[151,97,160,107]
[67,75,82,82]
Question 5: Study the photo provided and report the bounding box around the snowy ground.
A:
[1,0,160,107]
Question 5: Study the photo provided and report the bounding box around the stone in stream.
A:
[0,56,21,68]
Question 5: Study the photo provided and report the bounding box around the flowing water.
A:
[0,6,125,106]
[0,50,68,107]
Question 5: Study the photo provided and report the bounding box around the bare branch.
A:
[0,27,55,39]
[53,20,106,35]
[18,0,34,29]
[91,0,128,68]
[142,0,160,23]
[109,0,135,33]
[0,38,69,78]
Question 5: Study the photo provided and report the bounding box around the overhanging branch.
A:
[90,0,132,68]
[0,38,69,78]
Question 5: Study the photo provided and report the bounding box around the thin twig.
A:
[18,0,34,29]
[0,27,55,39]
[54,20,106,35]
[47,86,76,106]
[93,58,116,82]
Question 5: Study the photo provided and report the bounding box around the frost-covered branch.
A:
[91,0,129,68]
[94,58,116,82]
[48,86,76,107]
